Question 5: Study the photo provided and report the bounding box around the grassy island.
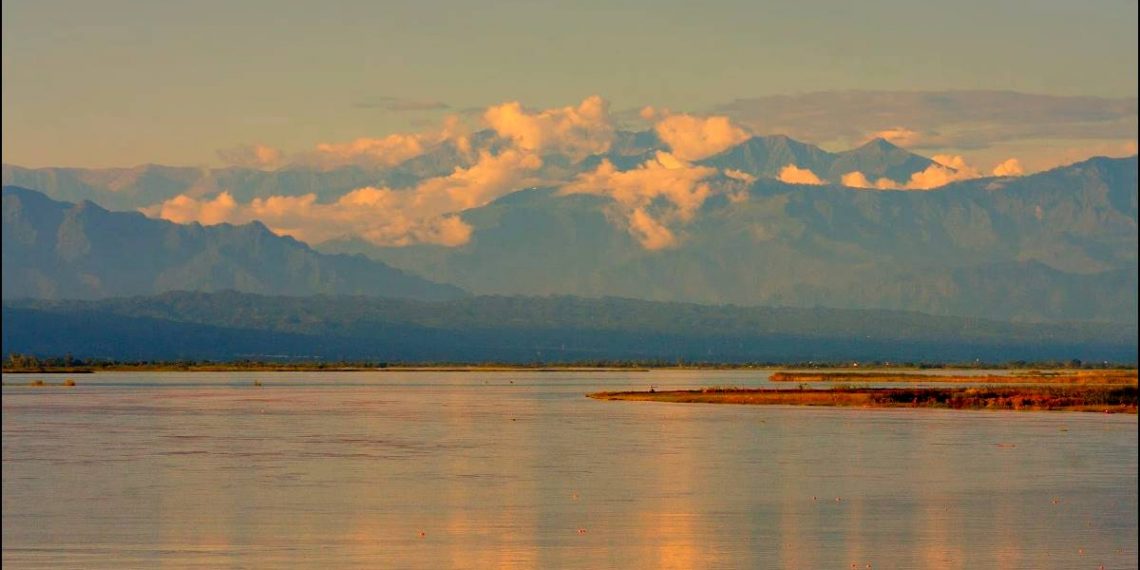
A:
[588,385,1138,413]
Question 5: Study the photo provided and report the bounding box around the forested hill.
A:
[5,291,1135,363]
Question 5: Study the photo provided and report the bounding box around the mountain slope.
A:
[700,136,938,182]
[338,156,1138,323]
[1,186,465,300]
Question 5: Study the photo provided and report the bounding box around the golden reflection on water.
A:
[638,405,703,570]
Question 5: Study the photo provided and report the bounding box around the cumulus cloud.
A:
[777,164,824,185]
[648,109,750,161]
[562,151,717,248]
[216,144,286,170]
[296,114,474,169]
[627,208,677,250]
[841,154,1023,190]
[483,95,614,159]
[866,127,922,147]
[309,133,428,168]
[143,149,542,247]
[148,191,239,225]
[564,151,715,220]
[990,158,1023,176]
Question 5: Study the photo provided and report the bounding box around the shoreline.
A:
[3,363,1135,374]
[588,385,1139,414]
[769,370,1139,385]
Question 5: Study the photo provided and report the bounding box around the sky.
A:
[2,0,1137,169]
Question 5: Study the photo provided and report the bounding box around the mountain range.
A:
[3,132,1136,326]
[333,156,1138,323]
[1,132,937,209]
[1,186,464,301]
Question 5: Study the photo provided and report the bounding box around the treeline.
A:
[3,292,1136,364]
[3,353,1132,373]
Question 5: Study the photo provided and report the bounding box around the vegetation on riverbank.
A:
[769,370,1139,385]
[4,353,1133,374]
[588,385,1138,413]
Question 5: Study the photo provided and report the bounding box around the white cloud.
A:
[777,164,824,185]
[142,149,542,247]
[483,95,614,159]
[650,111,750,161]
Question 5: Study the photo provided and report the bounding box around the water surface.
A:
[3,370,1136,568]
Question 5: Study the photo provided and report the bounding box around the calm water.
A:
[3,370,1136,569]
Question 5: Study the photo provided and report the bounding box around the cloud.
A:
[146,191,238,225]
[310,133,428,168]
[564,151,715,220]
[216,144,285,170]
[562,151,717,248]
[777,164,824,185]
[991,158,1024,176]
[483,95,614,159]
[354,96,450,112]
[840,154,1023,190]
[867,127,922,147]
[649,110,750,161]
[404,149,543,210]
[723,169,756,183]
[627,208,677,250]
[298,114,473,169]
[142,149,542,247]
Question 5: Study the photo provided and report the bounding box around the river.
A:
[3,370,1136,568]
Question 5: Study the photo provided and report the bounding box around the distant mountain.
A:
[330,156,1138,323]
[700,136,938,182]
[1,186,465,301]
[4,291,1135,363]
[2,132,935,210]
[0,163,399,210]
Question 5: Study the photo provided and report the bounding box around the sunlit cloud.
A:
[647,109,750,161]
[483,95,614,160]
[866,127,922,147]
[777,164,824,185]
[142,148,541,247]
[290,114,474,170]
[150,191,239,225]
[627,208,677,250]
[216,144,286,170]
[841,154,1023,190]
[561,151,716,248]
[991,158,1024,176]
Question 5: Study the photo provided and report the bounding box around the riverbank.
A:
[769,370,1138,385]
[588,385,1138,413]
[4,361,1133,374]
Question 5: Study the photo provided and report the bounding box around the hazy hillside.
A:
[1,187,465,300]
[5,291,1135,363]
[337,156,1138,323]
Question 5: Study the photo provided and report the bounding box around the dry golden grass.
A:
[589,385,1138,413]
[768,370,1138,385]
